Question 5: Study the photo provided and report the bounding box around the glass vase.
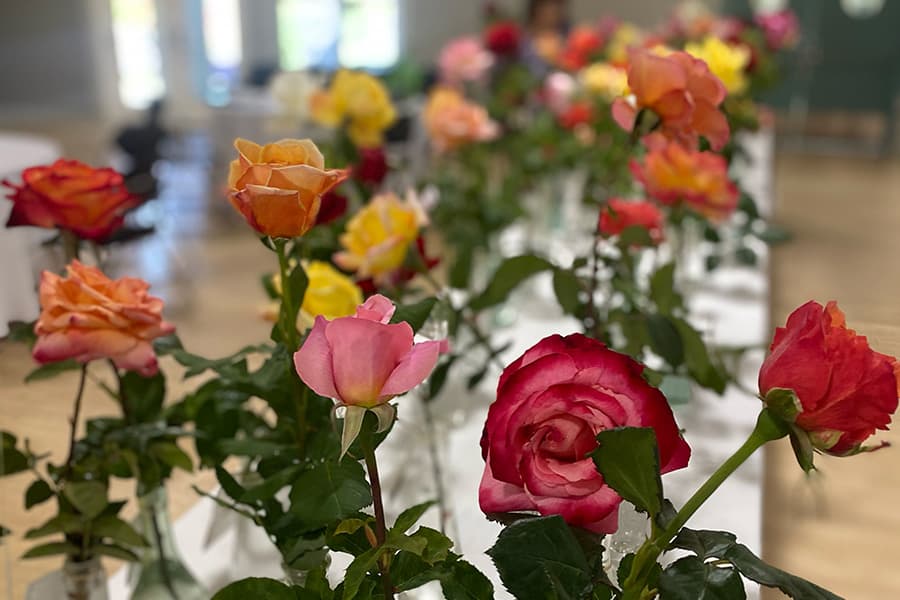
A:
[128,487,206,600]
[603,502,650,581]
[25,556,109,600]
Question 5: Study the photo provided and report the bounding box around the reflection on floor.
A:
[1,140,899,598]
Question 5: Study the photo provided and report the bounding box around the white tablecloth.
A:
[0,132,61,337]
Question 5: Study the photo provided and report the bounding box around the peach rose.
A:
[227,138,348,238]
[33,261,175,376]
[423,87,498,153]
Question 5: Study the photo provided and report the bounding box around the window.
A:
[201,0,243,105]
[109,0,166,109]
[277,0,400,72]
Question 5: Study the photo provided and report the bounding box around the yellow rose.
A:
[579,63,628,101]
[685,36,751,95]
[309,70,396,148]
[607,23,643,64]
[333,191,424,282]
[263,260,363,329]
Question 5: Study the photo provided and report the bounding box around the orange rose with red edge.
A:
[227,138,348,239]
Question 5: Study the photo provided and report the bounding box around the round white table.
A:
[0,131,62,337]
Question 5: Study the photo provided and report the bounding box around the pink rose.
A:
[438,36,494,85]
[294,295,446,407]
[479,334,690,533]
[33,260,174,376]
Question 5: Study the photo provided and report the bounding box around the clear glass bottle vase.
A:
[128,487,206,600]
[25,556,109,600]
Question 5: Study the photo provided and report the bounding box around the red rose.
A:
[558,101,593,130]
[598,198,664,245]
[315,189,349,225]
[484,21,521,57]
[3,159,138,241]
[479,334,690,533]
[759,301,900,456]
[355,147,389,187]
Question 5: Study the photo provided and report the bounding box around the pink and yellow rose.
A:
[33,260,174,376]
[423,87,499,153]
[438,36,494,85]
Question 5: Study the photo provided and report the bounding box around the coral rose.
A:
[630,134,738,222]
[558,25,604,71]
[3,159,137,242]
[294,294,445,408]
[438,36,494,85]
[227,138,348,238]
[479,334,690,533]
[333,191,424,283]
[423,87,499,153]
[612,48,729,150]
[598,198,664,244]
[759,301,900,456]
[33,260,174,376]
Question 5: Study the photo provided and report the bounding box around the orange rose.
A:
[612,48,729,150]
[33,260,175,376]
[227,138,348,238]
[630,133,738,222]
[423,87,498,153]
[2,159,137,241]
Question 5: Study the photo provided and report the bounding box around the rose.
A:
[685,36,751,95]
[630,133,738,222]
[438,36,494,85]
[759,301,900,456]
[598,198,664,244]
[315,190,348,226]
[558,102,594,130]
[484,21,521,57]
[294,294,445,408]
[579,63,628,102]
[354,147,389,187]
[479,334,690,533]
[754,10,799,51]
[33,260,174,376]
[333,191,424,283]
[309,70,396,149]
[611,48,729,150]
[264,260,362,329]
[227,138,348,238]
[423,87,499,153]
[558,25,604,71]
[3,159,137,241]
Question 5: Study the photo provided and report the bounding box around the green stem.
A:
[60,230,80,263]
[275,240,299,350]
[622,409,789,596]
[63,365,89,473]
[361,431,394,600]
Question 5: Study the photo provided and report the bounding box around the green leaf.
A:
[789,426,816,473]
[290,460,373,529]
[239,465,303,503]
[658,556,746,600]
[25,514,83,539]
[91,515,148,547]
[753,224,791,244]
[404,526,453,564]
[672,529,843,600]
[486,515,592,600]
[649,264,682,315]
[120,371,166,424]
[659,374,693,406]
[94,543,140,561]
[342,546,384,600]
[215,465,247,501]
[646,314,684,368]
[217,438,290,458]
[427,357,456,401]
[671,318,727,394]
[149,441,193,472]
[64,481,108,519]
[391,501,435,534]
[617,225,654,247]
[440,559,495,600]
[22,541,80,559]
[24,359,81,382]
[552,269,581,315]
[281,261,309,337]
[212,577,297,600]
[25,479,54,509]
[0,439,28,476]
[591,427,662,517]
[468,255,553,310]
[734,247,757,267]
[390,297,438,333]
[152,333,183,355]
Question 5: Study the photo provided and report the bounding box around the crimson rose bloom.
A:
[355,147,389,187]
[315,190,348,225]
[479,334,690,533]
[3,159,137,241]
[599,198,664,245]
[484,21,521,57]
[759,301,900,456]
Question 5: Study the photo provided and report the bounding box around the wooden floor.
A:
[1,152,899,598]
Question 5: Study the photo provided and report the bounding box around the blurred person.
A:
[523,0,571,76]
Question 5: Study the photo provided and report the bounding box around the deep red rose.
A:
[558,102,594,129]
[484,21,521,57]
[759,301,900,456]
[598,198,664,245]
[355,147,389,187]
[3,159,138,241]
[479,334,690,533]
[315,189,349,225]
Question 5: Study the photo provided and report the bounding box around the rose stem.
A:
[361,426,394,600]
[63,365,89,472]
[621,409,789,598]
[275,239,310,451]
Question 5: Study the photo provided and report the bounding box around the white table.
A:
[0,132,61,337]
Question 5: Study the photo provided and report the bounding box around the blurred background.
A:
[1,0,899,599]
